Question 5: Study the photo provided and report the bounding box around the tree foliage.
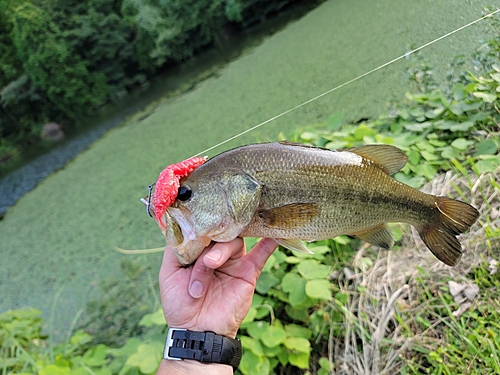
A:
[0,0,304,161]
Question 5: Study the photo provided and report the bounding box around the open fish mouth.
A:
[166,208,196,246]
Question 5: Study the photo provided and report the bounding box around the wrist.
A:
[157,359,233,375]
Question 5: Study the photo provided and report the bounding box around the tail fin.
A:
[419,197,479,266]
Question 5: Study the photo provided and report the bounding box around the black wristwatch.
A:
[163,328,242,371]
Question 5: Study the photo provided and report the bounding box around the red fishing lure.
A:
[153,156,207,228]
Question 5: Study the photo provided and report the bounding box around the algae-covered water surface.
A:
[0,0,495,337]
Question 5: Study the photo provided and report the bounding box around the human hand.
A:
[158,237,279,338]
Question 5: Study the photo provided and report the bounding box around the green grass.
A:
[0,0,497,339]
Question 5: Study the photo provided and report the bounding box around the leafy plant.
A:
[76,259,159,347]
[0,306,166,375]
[237,238,354,374]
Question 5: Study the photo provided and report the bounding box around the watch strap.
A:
[164,328,242,370]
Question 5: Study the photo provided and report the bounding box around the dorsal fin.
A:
[347,144,408,175]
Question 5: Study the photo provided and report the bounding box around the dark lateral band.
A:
[164,328,242,371]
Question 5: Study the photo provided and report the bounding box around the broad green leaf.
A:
[273,250,288,264]
[307,244,331,255]
[474,159,500,173]
[265,345,283,357]
[460,101,482,111]
[319,357,332,370]
[241,336,264,356]
[394,172,426,189]
[252,294,264,306]
[334,235,351,245]
[415,141,435,152]
[70,330,93,346]
[398,108,410,119]
[325,140,348,150]
[427,139,446,147]
[260,325,287,348]
[353,125,376,140]
[421,150,438,161]
[107,338,141,357]
[434,120,458,130]
[300,131,317,141]
[82,344,108,366]
[139,309,165,327]
[450,102,463,116]
[288,351,310,369]
[474,139,497,156]
[241,306,257,325]
[421,164,437,180]
[441,147,460,160]
[284,337,311,352]
[305,279,332,300]
[256,271,280,294]
[284,324,312,339]
[449,121,474,132]
[451,138,474,151]
[39,365,71,375]
[296,259,331,279]
[281,272,303,293]
[403,122,432,131]
[239,351,269,375]
[277,347,289,366]
[409,107,425,118]
[425,107,445,119]
[335,292,349,304]
[262,254,276,272]
[246,321,269,340]
[284,256,300,264]
[126,343,161,374]
[472,92,496,103]
[285,305,310,322]
[288,278,308,307]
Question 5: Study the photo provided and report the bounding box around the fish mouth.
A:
[163,208,211,264]
[166,208,197,247]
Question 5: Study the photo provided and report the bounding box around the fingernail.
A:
[189,281,204,298]
[206,249,222,262]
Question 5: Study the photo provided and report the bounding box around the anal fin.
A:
[275,238,313,254]
[351,224,394,249]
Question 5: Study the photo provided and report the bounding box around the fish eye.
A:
[177,185,192,202]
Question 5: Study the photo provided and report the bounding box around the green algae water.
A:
[0,0,496,338]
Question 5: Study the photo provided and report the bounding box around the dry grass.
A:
[329,168,500,374]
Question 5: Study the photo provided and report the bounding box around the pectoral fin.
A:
[351,223,394,249]
[259,203,319,229]
[275,238,313,254]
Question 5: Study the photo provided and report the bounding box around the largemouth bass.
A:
[149,142,479,266]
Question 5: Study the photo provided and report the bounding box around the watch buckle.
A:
[164,327,186,361]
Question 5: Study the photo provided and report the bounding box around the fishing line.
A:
[192,8,500,158]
